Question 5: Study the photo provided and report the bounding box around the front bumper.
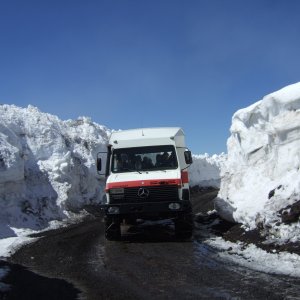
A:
[100,200,191,219]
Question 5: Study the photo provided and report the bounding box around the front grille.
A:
[110,184,179,203]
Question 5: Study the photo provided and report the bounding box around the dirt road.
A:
[2,189,300,299]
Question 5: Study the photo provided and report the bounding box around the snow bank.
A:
[0,105,109,239]
[216,82,300,243]
[189,153,226,188]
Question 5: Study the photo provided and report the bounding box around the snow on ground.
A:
[0,232,35,258]
[215,82,300,244]
[189,153,226,188]
[201,236,300,277]
[194,214,300,277]
[0,104,110,246]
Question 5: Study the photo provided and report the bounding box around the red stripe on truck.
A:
[106,178,181,190]
[181,171,189,184]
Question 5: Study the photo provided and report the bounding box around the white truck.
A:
[97,127,193,240]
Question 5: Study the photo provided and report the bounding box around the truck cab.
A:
[97,127,193,240]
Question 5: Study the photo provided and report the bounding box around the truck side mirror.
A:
[97,151,109,176]
[97,158,102,171]
[184,150,193,164]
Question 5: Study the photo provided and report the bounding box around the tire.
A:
[175,212,194,239]
[105,217,121,241]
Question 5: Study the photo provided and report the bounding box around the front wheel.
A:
[105,217,121,240]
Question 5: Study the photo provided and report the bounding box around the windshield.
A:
[111,145,178,173]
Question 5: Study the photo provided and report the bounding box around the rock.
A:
[280,200,300,224]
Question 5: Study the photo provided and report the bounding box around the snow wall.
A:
[0,105,109,237]
[215,82,300,243]
[0,104,223,238]
[189,153,226,188]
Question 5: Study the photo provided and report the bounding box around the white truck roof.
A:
[109,127,186,148]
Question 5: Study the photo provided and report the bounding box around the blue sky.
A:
[1,0,300,154]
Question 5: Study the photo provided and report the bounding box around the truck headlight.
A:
[169,203,180,210]
[108,206,120,214]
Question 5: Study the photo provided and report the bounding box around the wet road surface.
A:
[1,190,300,299]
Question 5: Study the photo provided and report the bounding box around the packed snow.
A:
[195,212,300,277]
[189,153,226,188]
[216,82,300,244]
[201,236,300,277]
[0,104,109,250]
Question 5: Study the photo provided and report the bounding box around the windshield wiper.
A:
[122,167,142,174]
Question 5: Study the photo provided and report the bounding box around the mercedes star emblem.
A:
[137,187,149,198]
